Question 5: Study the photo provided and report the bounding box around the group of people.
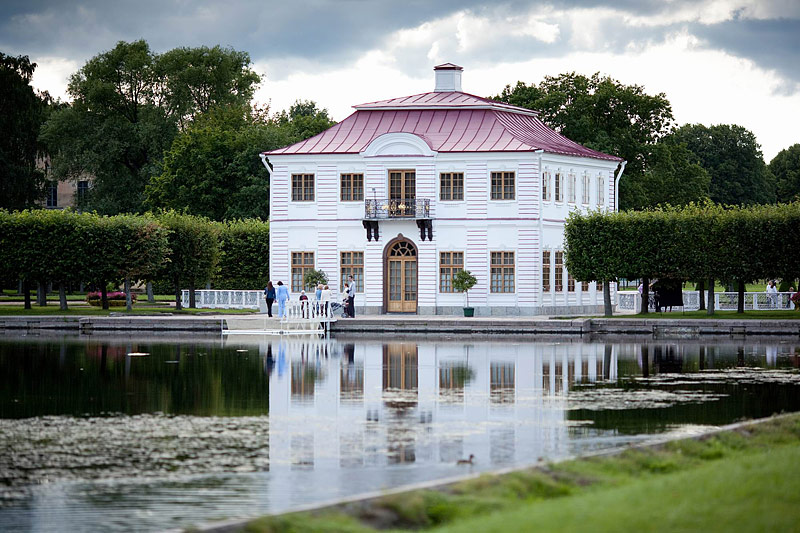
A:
[263,276,357,318]
[766,280,800,309]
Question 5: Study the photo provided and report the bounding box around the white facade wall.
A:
[268,134,619,315]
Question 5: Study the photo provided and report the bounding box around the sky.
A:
[2,0,799,161]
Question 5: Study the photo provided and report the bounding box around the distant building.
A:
[38,156,91,210]
[262,64,625,315]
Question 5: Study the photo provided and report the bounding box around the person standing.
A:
[342,283,350,317]
[347,275,357,318]
[315,283,323,315]
[320,284,332,317]
[264,281,276,317]
[766,280,778,309]
[276,281,290,319]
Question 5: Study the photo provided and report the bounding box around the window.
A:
[582,280,589,292]
[542,251,551,292]
[597,175,604,206]
[77,180,89,202]
[542,172,551,201]
[582,174,590,204]
[291,173,315,202]
[554,251,564,292]
[491,171,515,200]
[340,251,364,292]
[490,252,515,293]
[567,271,575,292]
[439,252,464,292]
[46,183,57,208]
[597,280,604,292]
[291,252,315,292]
[555,172,564,202]
[568,173,576,203]
[340,173,364,202]
[440,172,464,201]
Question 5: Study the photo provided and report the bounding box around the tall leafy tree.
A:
[770,144,800,202]
[156,45,261,129]
[624,141,711,210]
[147,101,334,220]
[494,72,674,210]
[671,124,775,206]
[0,53,50,210]
[41,40,261,214]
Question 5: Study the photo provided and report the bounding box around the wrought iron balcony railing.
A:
[364,198,430,220]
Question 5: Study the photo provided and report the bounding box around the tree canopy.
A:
[494,72,674,210]
[671,124,775,206]
[0,53,51,210]
[770,144,800,202]
[147,101,334,220]
[40,40,261,214]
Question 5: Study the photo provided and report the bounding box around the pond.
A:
[1,334,799,532]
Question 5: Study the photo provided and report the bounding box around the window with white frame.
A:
[340,173,364,202]
[582,173,590,204]
[491,171,515,200]
[440,172,464,201]
[292,174,315,202]
[439,251,464,292]
[542,172,551,201]
[490,252,515,293]
[340,251,364,292]
[597,174,604,206]
[555,172,564,202]
[568,173,576,203]
[554,251,564,292]
[542,250,551,292]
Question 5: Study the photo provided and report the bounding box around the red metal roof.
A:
[265,92,622,161]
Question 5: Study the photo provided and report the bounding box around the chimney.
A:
[433,63,463,92]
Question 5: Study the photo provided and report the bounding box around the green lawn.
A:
[243,414,800,533]
[619,310,800,319]
[0,305,257,316]
[618,282,769,293]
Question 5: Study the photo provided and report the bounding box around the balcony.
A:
[364,198,430,220]
[362,198,433,242]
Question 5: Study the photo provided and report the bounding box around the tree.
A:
[155,45,260,129]
[214,218,270,289]
[0,53,50,210]
[156,211,219,309]
[304,269,329,290]
[273,100,336,144]
[114,214,170,311]
[770,144,800,202]
[624,141,710,210]
[146,105,287,220]
[494,72,674,210]
[452,270,477,309]
[671,124,775,206]
[41,40,262,214]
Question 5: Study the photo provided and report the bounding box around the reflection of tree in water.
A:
[0,338,270,418]
[439,361,474,403]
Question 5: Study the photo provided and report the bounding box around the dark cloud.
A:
[1,0,798,94]
[691,17,800,92]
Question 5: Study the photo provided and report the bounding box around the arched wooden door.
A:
[385,238,418,313]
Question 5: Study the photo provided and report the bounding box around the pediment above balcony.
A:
[362,133,436,158]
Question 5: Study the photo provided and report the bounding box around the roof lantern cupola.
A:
[433,63,463,92]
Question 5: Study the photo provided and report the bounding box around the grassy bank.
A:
[0,306,256,316]
[613,310,800,319]
[242,414,800,533]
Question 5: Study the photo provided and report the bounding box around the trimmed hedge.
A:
[565,202,800,313]
[0,209,269,307]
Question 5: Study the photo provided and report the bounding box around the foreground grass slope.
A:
[243,414,800,533]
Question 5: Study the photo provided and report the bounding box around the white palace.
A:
[261,64,625,315]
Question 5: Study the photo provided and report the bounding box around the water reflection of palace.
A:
[265,340,617,487]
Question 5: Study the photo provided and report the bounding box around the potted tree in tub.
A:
[452,269,477,317]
